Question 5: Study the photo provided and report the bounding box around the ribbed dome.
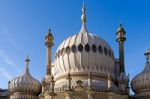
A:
[53,4,115,81]
[54,32,115,78]
[131,62,150,93]
[9,57,41,95]
[131,49,150,96]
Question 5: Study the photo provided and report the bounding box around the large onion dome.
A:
[53,4,116,92]
[9,56,41,98]
[131,49,150,96]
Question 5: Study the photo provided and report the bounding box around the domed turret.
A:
[9,56,42,99]
[131,48,150,96]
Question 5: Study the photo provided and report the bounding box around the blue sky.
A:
[0,0,150,93]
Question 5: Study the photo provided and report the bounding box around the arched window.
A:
[85,44,90,52]
[92,44,97,52]
[104,47,107,55]
[66,46,71,54]
[78,44,83,52]
[71,45,77,53]
[98,45,103,53]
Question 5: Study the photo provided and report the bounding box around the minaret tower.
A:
[116,23,126,73]
[116,23,129,95]
[45,29,54,75]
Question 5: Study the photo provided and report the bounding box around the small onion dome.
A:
[116,22,126,42]
[117,23,126,34]
[131,49,150,96]
[9,56,42,95]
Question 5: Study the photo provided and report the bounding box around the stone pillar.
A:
[50,75,55,93]
[66,72,72,91]
[88,70,92,90]
[108,74,112,91]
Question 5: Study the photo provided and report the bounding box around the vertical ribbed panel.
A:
[54,32,115,80]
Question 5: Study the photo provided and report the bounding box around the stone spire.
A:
[79,2,88,33]
[24,55,30,75]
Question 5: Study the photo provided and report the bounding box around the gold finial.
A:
[116,22,126,42]
[25,55,30,67]
[24,55,30,75]
[81,2,86,24]
[79,2,88,33]
[117,21,125,33]
[144,48,150,62]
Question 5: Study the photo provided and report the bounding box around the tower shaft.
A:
[119,41,125,73]
[46,45,52,75]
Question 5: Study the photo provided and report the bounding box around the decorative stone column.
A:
[108,74,112,91]
[88,70,92,90]
[66,72,72,91]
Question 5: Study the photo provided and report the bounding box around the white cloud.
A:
[0,67,12,80]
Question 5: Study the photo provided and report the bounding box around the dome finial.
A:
[24,55,30,75]
[119,21,122,27]
[79,2,88,33]
[82,2,86,24]
[144,48,150,62]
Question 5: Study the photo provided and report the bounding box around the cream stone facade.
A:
[7,3,150,99]
[39,4,129,99]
